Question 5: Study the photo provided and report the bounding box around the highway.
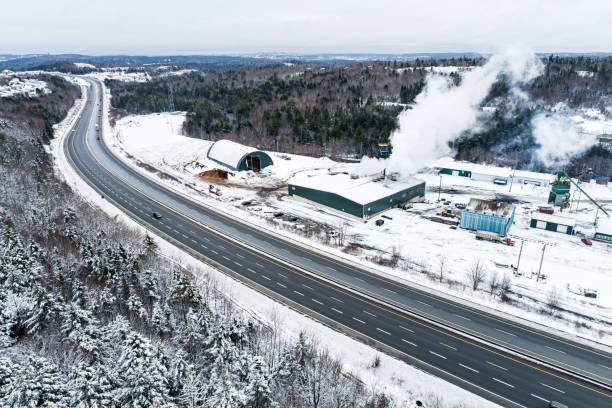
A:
[65,78,612,407]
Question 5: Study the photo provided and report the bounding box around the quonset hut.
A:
[288,172,425,221]
[459,198,515,236]
[206,140,273,172]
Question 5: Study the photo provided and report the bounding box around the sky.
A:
[2,0,611,55]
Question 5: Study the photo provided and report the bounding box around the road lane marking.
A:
[440,342,457,351]
[354,277,365,282]
[330,296,344,303]
[599,364,612,370]
[312,298,324,305]
[402,339,417,347]
[363,310,376,317]
[417,300,432,307]
[530,394,548,402]
[459,363,479,373]
[302,284,313,290]
[376,328,391,335]
[278,272,288,278]
[352,317,366,324]
[495,328,517,337]
[235,253,244,258]
[277,282,287,288]
[261,275,271,281]
[293,291,304,297]
[454,314,471,321]
[211,250,218,255]
[256,263,264,268]
[234,262,242,267]
[383,288,398,294]
[191,239,197,243]
[332,307,343,314]
[540,383,565,394]
[247,268,256,273]
[492,378,514,388]
[545,346,567,355]
[328,266,337,271]
[222,256,230,261]
[399,325,414,333]
[486,361,507,371]
[182,234,189,239]
[429,351,446,359]
[200,244,207,249]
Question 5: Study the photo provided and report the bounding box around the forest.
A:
[106,55,612,177]
[0,77,407,407]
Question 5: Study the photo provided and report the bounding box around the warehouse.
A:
[433,157,553,186]
[207,139,273,172]
[530,212,575,235]
[288,172,425,221]
[459,198,515,236]
[594,219,612,243]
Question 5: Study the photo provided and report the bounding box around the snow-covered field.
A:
[0,76,51,98]
[107,111,612,346]
[48,81,500,408]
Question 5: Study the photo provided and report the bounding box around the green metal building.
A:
[288,173,425,220]
[594,219,612,243]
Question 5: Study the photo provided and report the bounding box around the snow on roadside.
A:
[48,79,501,408]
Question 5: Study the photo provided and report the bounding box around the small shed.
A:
[459,198,515,236]
[594,219,612,243]
[530,212,575,235]
[207,139,273,172]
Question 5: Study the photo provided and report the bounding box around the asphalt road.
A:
[65,78,612,407]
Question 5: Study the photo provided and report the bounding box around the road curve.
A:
[64,78,612,408]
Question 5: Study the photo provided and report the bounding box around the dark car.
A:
[152,212,162,219]
[548,401,568,408]
[273,211,284,218]
[581,238,592,246]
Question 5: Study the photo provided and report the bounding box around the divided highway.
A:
[65,78,612,407]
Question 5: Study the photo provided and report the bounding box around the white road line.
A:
[235,253,244,258]
[376,328,391,335]
[234,262,242,267]
[328,266,337,271]
[222,256,230,261]
[440,342,457,351]
[302,284,314,290]
[278,273,288,278]
[293,291,304,296]
[352,317,366,324]
[354,277,366,283]
[312,298,324,305]
[540,383,565,394]
[363,310,376,317]
[495,328,517,337]
[486,361,507,371]
[159,221,165,226]
[402,339,417,347]
[417,300,432,307]
[247,268,256,273]
[599,364,612,370]
[173,229,180,233]
[454,314,471,321]
[277,282,287,288]
[256,263,264,268]
[429,351,446,359]
[459,363,479,373]
[182,234,189,239]
[191,239,197,243]
[202,237,210,242]
[331,307,343,314]
[383,288,398,294]
[261,275,271,281]
[545,346,567,355]
[530,394,548,403]
[399,325,414,333]
[330,296,344,303]
[200,244,207,249]
[211,250,218,255]
[492,378,514,388]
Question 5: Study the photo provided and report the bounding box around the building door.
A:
[246,155,261,172]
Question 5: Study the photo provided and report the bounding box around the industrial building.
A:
[288,172,425,221]
[459,198,515,236]
[530,212,575,235]
[594,219,612,243]
[207,139,273,172]
[433,157,554,187]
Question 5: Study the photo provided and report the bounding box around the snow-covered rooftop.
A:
[433,157,554,182]
[530,211,576,227]
[466,198,514,217]
[207,139,261,170]
[289,172,424,205]
[596,217,612,235]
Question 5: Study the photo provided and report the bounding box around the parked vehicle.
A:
[504,238,515,246]
[273,211,284,218]
[241,200,252,206]
[581,238,592,246]
[401,203,413,210]
[475,230,501,242]
[454,203,466,209]
[440,209,456,218]
[95,124,99,131]
[375,219,384,226]
[287,215,299,222]
[538,206,555,214]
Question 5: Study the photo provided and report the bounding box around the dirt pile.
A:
[197,168,233,182]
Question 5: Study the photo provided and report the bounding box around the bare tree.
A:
[546,286,562,314]
[438,255,447,283]
[488,271,499,295]
[467,259,487,291]
[499,274,512,300]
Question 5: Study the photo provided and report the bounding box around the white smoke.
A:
[386,47,543,176]
[532,113,597,167]
[350,156,386,177]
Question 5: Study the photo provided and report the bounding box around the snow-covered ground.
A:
[85,66,200,83]
[74,62,96,69]
[0,76,51,98]
[48,81,500,408]
[107,110,612,347]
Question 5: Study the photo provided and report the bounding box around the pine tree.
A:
[244,355,272,408]
[69,362,118,408]
[206,372,243,408]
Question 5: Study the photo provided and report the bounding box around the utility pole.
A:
[438,174,442,202]
[509,170,515,193]
[515,239,524,273]
[167,78,175,112]
[536,243,547,282]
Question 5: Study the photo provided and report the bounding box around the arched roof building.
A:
[206,139,273,172]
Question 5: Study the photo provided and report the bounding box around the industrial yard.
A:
[107,111,612,343]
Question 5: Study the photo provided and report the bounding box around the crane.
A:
[559,170,609,218]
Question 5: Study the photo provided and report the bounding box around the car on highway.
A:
[152,212,162,219]
[581,237,592,246]
[548,401,568,408]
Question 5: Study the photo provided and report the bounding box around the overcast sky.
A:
[2,0,611,55]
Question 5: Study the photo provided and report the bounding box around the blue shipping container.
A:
[460,209,515,236]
